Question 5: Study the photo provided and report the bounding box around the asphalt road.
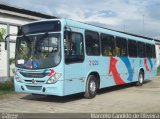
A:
[0,76,160,113]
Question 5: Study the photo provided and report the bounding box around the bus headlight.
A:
[15,73,24,83]
[46,72,62,84]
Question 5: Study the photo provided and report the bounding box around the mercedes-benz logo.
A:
[32,79,35,84]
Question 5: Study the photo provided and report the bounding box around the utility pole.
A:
[6,24,10,80]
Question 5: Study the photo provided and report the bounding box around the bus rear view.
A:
[14,20,64,96]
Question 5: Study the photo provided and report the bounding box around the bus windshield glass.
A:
[15,33,61,69]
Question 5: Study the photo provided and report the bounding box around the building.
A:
[155,40,160,67]
[0,3,56,81]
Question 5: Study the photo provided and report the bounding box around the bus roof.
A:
[21,18,157,44]
[64,19,155,44]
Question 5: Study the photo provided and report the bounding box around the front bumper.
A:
[14,80,64,96]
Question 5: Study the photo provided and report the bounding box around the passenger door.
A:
[63,27,85,95]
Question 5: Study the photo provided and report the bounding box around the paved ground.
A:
[0,76,160,113]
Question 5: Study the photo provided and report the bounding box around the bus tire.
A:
[136,70,144,86]
[84,75,97,99]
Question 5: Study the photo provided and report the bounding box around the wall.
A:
[0,12,37,81]
[156,44,160,67]
[0,42,7,80]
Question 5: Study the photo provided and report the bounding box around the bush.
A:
[0,81,14,91]
[10,58,15,65]
[0,28,6,42]
[158,66,160,75]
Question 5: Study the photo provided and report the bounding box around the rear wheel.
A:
[84,75,98,99]
[136,70,144,86]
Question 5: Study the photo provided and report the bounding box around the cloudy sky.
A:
[1,0,160,38]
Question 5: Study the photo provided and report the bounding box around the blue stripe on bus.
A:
[120,57,134,81]
[148,58,153,70]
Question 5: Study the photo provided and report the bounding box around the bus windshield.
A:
[15,33,61,69]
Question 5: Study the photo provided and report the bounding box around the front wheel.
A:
[84,75,98,99]
[136,71,144,86]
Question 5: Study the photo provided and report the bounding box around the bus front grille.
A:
[25,80,45,83]
[20,72,48,78]
[26,85,42,91]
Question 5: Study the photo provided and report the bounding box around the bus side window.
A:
[138,42,145,58]
[116,46,120,56]
[152,45,156,58]
[101,33,115,56]
[146,43,152,58]
[85,30,100,56]
[64,31,84,63]
[116,37,128,57]
[128,39,137,57]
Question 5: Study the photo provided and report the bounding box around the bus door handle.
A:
[80,78,84,82]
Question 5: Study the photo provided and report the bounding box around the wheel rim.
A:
[90,80,96,94]
[139,73,143,84]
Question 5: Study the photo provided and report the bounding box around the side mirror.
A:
[5,34,9,50]
[5,34,17,50]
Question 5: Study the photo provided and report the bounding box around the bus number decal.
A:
[89,60,99,66]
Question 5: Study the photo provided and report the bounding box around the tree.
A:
[0,28,6,42]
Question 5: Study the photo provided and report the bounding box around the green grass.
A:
[0,90,14,95]
[158,66,160,76]
[0,80,14,95]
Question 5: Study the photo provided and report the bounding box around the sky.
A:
[0,0,160,38]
